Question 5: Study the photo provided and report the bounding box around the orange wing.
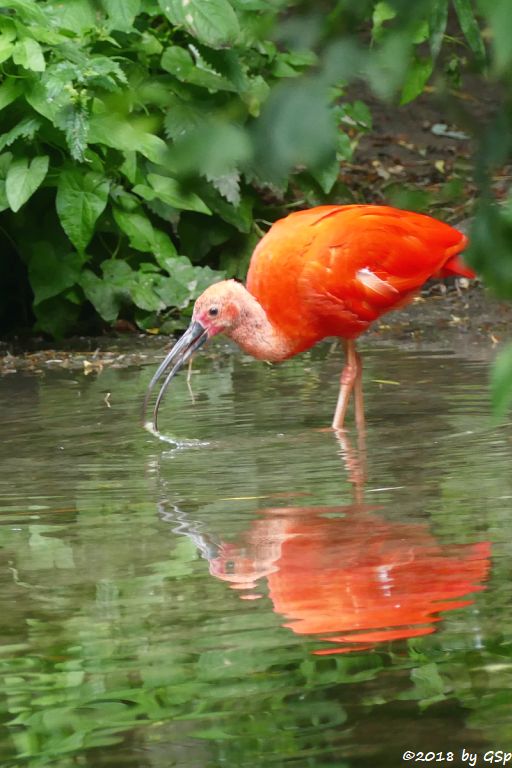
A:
[246,205,470,351]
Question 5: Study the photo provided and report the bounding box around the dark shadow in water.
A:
[156,432,491,655]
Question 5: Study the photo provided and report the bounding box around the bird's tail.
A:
[437,253,476,279]
[436,232,476,279]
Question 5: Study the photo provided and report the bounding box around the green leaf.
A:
[56,168,110,252]
[429,0,449,59]
[0,116,41,153]
[28,243,83,305]
[159,0,240,48]
[79,270,114,322]
[54,104,90,161]
[169,120,251,178]
[140,174,211,215]
[400,57,433,105]
[161,46,236,92]
[5,155,49,212]
[491,344,512,418]
[372,1,397,41]
[88,113,168,164]
[112,207,177,264]
[33,295,81,338]
[0,151,13,212]
[312,156,340,194]
[198,182,252,231]
[80,261,133,323]
[45,0,98,33]
[130,272,168,311]
[0,79,22,111]
[12,38,46,72]
[253,78,337,180]
[164,99,205,140]
[453,0,486,60]
[0,0,46,24]
[0,31,15,65]
[208,171,241,206]
[101,0,141,30]
[480,0,509,72]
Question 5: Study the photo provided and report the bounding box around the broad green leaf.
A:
[161,46,236,92]
[164,99,206,139]
[33,295,81,338]
[45,0,98,33]
[80,261,133,322]
[142,174,211,214]
[88,113,168,164]
[400,57,433,105]
[5,155,49,212]
[0,33,14,65]
[56,168,110,252]
[101,0,141,30]
[12,38,46,71]
[0,80,22,111]
[80,270,120,323]
[112,207,177,263]
[312,156,340,194]
[490,344,512,418]
[24,80,56,121]
[453,0,486,60]
[28,243,83,305]
[159,0,240,49]
[130,272,168,311]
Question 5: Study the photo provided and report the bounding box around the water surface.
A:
[1,339,511,767]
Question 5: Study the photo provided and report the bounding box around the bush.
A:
[0,0,371,337]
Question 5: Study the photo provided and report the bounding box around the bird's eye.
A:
[208,306,219,317]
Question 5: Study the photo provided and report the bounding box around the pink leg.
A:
[332,340,365,433]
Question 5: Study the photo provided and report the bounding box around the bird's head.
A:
[142,280,244,432]
[191,279,245,337]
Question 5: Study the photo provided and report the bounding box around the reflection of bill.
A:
[209,506,491,654]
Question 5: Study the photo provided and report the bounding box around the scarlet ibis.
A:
[143,204,474,432]
[209,506,490,654]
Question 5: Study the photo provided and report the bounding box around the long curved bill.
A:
[142,320,208,432]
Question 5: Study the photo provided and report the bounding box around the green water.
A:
[1,339,511,768]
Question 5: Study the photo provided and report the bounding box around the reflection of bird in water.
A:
[143,205,474,434]
[208,506,490,654]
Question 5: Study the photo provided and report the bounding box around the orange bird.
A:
[143,205,473,432]
[208,506,490,655]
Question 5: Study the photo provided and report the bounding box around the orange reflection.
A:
[209,505,490,654]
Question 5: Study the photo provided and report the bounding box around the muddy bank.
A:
[1,284,510,377]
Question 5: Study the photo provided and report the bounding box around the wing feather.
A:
[247,205,469,345]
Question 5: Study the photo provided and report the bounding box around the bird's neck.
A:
[228,290,296,363]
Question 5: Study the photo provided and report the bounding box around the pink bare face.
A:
[192,281,243,338]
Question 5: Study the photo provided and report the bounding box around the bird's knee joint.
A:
[340,365,357,386]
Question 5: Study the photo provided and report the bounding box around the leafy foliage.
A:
[0,0,371,338]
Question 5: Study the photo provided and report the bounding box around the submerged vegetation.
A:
[0,0,511,409]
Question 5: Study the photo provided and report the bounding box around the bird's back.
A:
[246,205,470,353]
